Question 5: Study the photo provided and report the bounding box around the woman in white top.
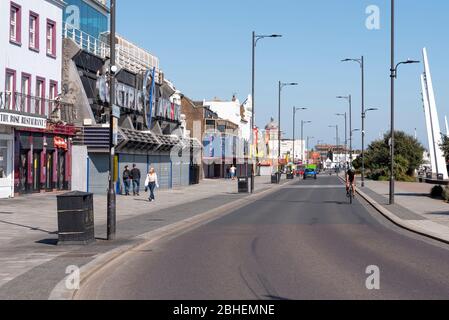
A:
[144,168,159,202]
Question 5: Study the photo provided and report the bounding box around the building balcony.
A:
[0,91,75,124]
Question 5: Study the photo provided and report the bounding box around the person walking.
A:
[144,168,159,202]
[131,164,141,196]
[122,165,131,196]
[230,165,237,180]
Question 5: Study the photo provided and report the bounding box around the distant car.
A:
[304,168,317,180]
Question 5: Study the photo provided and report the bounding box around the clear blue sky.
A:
[116,0,449,150]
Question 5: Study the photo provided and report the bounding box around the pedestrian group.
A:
[122,164,159,202]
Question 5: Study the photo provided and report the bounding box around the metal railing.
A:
[63,24,160,81]
[63,23,109,58]
[0,91,75,123]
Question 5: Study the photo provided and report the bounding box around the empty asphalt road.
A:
[76,175,449,300]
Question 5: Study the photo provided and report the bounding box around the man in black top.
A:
[346,163,356,197]
[131,164,141,196]
[123,165,131,196]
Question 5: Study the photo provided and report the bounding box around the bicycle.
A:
[347,183,355,204]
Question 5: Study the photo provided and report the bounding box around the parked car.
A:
[304,168,317,180]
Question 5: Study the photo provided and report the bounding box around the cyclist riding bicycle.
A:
[346,163,356,197]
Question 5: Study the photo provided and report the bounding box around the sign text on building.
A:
[0,112,47,129]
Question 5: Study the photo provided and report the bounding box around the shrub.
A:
[442,186,449,202]
[431,185,444,199]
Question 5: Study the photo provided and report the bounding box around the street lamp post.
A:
[336,112,347,164]
[389,0,420,205]
[350,129,361,164]
[278,81,298,182]
[306,136,315,164]
[293,107,307,165]
[329,125,339,166]
[251,32,282,193]
[107,0,117,240]
[301,120,312,164]
[337,95,352,161]
[342,56,365,183]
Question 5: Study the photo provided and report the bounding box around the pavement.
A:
[358,179,449,242]
[75,175,449,300]
[0,176,286,299]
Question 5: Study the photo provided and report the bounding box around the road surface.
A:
[77,175,449,300]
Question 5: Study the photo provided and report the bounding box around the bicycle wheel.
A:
[349,186,353,204]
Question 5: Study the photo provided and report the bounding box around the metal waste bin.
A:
[57,191,95,245]
[271,173,280,184]
[438,173,444,181]
[238,176,249,193]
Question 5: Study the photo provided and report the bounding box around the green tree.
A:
[440,135,449,162]
[362,131,424,181]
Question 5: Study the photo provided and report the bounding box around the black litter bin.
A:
[438,173,444,181]
[238,177,249,193]
[271,173,279,184]
[57,191,95,245]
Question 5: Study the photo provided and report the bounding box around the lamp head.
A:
[405,59,420,64]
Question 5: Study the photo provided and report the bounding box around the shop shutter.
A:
[87,153,109,194]
[171,160,181,188]
[181,162,190,186]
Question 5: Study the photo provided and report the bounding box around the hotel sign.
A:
[0,112,47,129]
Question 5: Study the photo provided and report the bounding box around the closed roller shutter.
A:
[158,156,171,189]
[87,153,109,195]
[181,162,190,186]
[147,155,170,189]
[172,160,181,188]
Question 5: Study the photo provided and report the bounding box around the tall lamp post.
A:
[301,120,312,164]
[329,125,339,165]
[251,32,282,193]
[389,0,420,204]
[293,107,307,165]
[278,82,299,181]
[306,136,315,164]
[107,0,117,240]
[336,113,348,164]
[350,129,361,156]
[337,95,352,160]
[342,57,365,180]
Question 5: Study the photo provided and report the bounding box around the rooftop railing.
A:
[63,23,160,81]
[63,23,109,58]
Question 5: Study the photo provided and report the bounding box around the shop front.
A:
[0,127,14,198]
[1,111,51,198]
[14,124,75,196]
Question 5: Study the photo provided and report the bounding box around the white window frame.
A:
[10,7,17,41]
[29,15,36,48]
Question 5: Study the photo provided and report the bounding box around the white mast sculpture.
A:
[421,47,448,179]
